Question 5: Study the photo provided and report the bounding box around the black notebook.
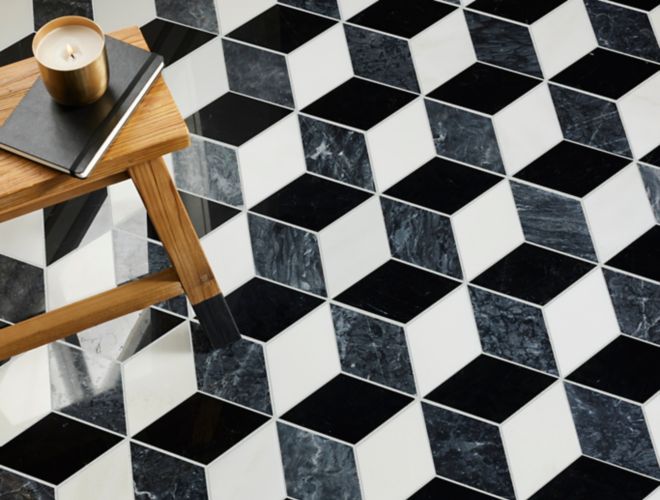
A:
[0,36,164,178]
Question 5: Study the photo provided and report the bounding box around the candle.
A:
[32,16,109,106]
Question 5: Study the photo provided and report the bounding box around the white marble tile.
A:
[0,211,45,268]
[618,72,660,159]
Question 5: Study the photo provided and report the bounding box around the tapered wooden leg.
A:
[129,157,241,348]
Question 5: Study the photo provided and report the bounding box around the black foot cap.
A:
[193,294,241,349]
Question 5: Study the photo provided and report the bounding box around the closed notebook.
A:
[0,36,164,179]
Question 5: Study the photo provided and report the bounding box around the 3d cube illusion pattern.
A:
[1,0,660,498]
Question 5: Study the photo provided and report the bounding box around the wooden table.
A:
[0,26,240,360]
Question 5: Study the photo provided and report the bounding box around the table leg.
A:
[128,157,241,348]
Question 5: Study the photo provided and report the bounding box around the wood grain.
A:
[0,268,184,361]
[129,157,221,305]
[0,26,190,222]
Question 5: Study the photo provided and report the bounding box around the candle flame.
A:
[65,43,76,60]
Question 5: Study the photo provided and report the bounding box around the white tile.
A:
[493,84,563,176]
[238,114,307,207]
[406,286,481,396]
[0,211,45,267]
[208,421,286,500]
[643,392,660,470]
[649,7,660,45]
[583,163,656,261]
[452,181,524,280]
[108,180,144,228]
[0,347,51,446]
[123,322,197,434]
[58,441,134,500]
[618,72,660,159]
[202,213,255,295]
[46,231,116,309]
[356,402,435,500]
[544,269,620,376]
[502,382,581,500]
[366,98,436,191]
[91,0,156,33]
[266,304,341,415]
[530,0,597,78]
[215,0,275,34]
[163,37,229,119]
[288,24,353,109]
[409,10,476,94]
[338,0,378,19]
[0,0,32,51]
[318,197,390,297]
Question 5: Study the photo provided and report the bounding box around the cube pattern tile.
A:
[1,0,660,498]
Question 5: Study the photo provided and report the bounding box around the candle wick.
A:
[65,43,76,61]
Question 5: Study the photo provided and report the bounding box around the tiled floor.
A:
[1,0,660,498]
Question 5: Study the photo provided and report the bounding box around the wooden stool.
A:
[0,26,240,361]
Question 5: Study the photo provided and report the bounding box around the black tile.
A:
[178,191,239,238]
[185,92,291,146]
[606,225,660,283]
[227,5,335,53]
[133,392,268,464]
[226,277,324,341]
[426,354,555,423]
[469,0,569,24]
[0,413,121,484]
[0,254,45,323]
[472,243,595,305]
[552,48,659,100]
[348,0,456,38]
[141,18,216,66]
[282,373,412,443]
[33,0,93,30]
[568,336,660,402]
[514,141,630,197]
[428,62,540,115]
[251,174,372,231]
[410,477,496,499]
[0,33,34,67]
[335,260,460,322]
[302,77,416,130]
[530,456,659,500]
[385,157,501,214]
[641,144,660,167]
[610,0,660,10]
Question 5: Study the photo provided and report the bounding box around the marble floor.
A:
[1,0,660,498]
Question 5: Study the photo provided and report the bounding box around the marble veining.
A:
[565,382,660,479]
[344,25,420,92]
[0,255,45,323]
[640,164,660,222]
[280,0,340,18]
[155,0,219,33]
[381,197,463,279]
[422,402,515,499]
[299,115,375,190]
[424,99,505,173]
[469,286,558,375]
[277,423,361,500]
[248,214,327,296]
[331,304,416,394]
[511,181,597,261]
[0,469,55,499]
[33,0,93,29]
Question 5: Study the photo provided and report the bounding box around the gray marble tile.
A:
[640,164,660,223]
[0,468,54,499]
[331,304,416,394]
[33,0,93,29]
[604,269,660,345]
[549,84,632,157]
[585,0,660,63]
[248,214,327,296]
[299,115,374,190]
[173,136,243,207]
[565,382,660,479]
[465,12,542,77]
[511,181,597,261]
[191,322,272,414]
[155,0,219,33]
[131,443,207,499]
[280,0,341,18]
[112,230,149,286]
[0,255,44,323]
[469,286,558,375]
[223,39,294,107]
[344,25,419,92]
[277,422,361,500]
[424,99,505,173]
[49,343,126,434]
[381,197,462,279]
[422,402,514,499]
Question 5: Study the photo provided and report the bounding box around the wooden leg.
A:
[129,157,241,348]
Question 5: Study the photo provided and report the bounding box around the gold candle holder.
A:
[32,16,108,106]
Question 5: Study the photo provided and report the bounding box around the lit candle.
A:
[35,24,104,71]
